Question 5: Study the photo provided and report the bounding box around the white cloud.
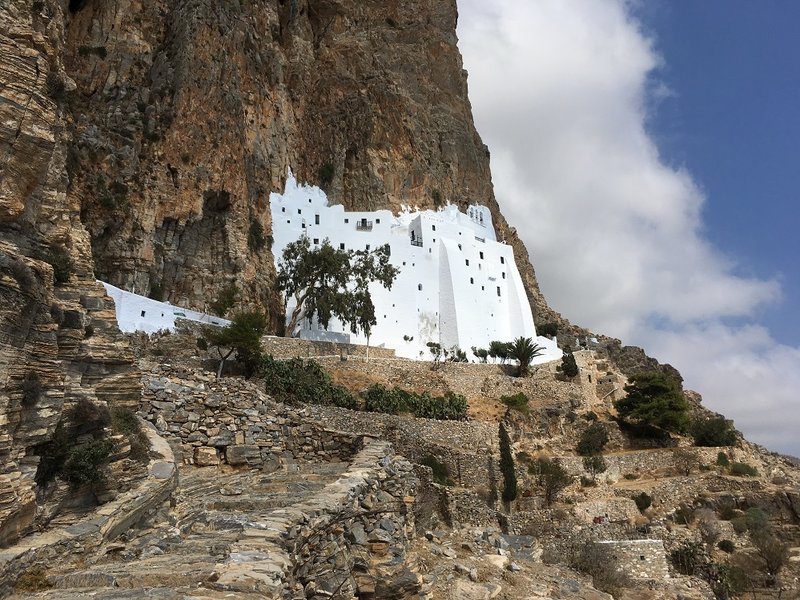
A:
[457,0,799,455]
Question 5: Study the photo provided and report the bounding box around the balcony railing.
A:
[356,220,373,231]
[410,239,423,247]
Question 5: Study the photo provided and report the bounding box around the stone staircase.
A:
[8,462,351,598]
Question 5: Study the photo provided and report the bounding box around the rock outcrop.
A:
[0,0,140,545]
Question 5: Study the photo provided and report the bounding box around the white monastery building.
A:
[270,171,561,363]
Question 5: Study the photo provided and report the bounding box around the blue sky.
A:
[457,0,800,455]
[637,1,800,346]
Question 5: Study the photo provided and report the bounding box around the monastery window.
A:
[308,198,312,203]
[500,256,505,264]
[497,287,501,297]
[286,220,290,224]
[502,272,506,279]
[340,243,345,250]
[315,214,320,224]
[140,310,146,317]
[458,244,462,250]
[418,284,423,291]
[313,238,319,245]
[344,218,349,223]
[470,278,474,284]
[376,218,381,224]
[432,238,436,243]
[432,225,436,231]
[465,259,470,266]
[479,251,484,259]
[640,556,645,561]
[365,244,370,250]
[481,286,485,291]
[297,209,302,214]
[281,207,286,213]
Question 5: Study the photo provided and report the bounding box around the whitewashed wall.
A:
[270,171,561,363]
[101,282,230,333]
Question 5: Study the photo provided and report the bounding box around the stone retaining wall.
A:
[213,440,419,599]
[261,335,396,360]
[139,363,362,468]
[596,539,670,581]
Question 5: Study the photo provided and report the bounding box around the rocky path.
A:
[8,461,351,599]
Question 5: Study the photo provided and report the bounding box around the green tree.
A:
[577,422,609,456]
[561,350,579,378]
[205,311,267,378]
[614,371,690,433]
[488,340,511,364]
[499,423,517,505]
[471,346,489,363]
[276,238,399,341]
[508,336,545,377]
[530,458,571,506]
[691,416,738,447]
[582,455,607,482]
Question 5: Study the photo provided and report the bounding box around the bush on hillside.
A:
[362,384,467,420]
[730,462,758,477]
[560,351,579,379]
[614,371,690,434]
[577,422,609,456]
[261,356,356,409]
[691,416,738,447]
[500,392,529,413]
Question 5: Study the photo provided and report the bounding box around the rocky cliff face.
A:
[0,0,140,545]
[0,0,568,545]
[57,0,557,324]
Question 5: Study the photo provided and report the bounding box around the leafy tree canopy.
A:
[205,311,267,377]
[614,371,690,434]
[277,238,399,339]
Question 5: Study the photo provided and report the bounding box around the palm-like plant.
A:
[508,336,545,377]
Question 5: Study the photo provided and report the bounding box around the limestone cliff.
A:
[57,0,557,324]
[0,0,140,545]
[0,0,575,546]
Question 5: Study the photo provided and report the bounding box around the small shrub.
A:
[248,219,266,252]
[500,392,529,413]
[717,498,737,520]
[560,351,579,379]
[419,454,453,486]
[538,322,558,337]
[580,476,596,487]
[718,539,735,553]
[318,162,335,187]
[623,473,639,480]
[577,422,609,456]
[582,411,598,422]
[634,492,652,512]
[583,455,607,480]
[209,282,237,317]
[716,451,730,467]
[148,280,164,301]
[731,516,748,535]
[196,337,208,351]
[692,416,737,447]
[674,504,695,525]
[744,507,769,533]
[471,346,488,362]
[77,45,108,58]
[431,189,442,207]
[44,246,73,284]
[670,540,707,576]
[45,71,65,99]
[21,372,43,408]
[111,407,149,463]
[71,398,111,431]
[63,438,115,487]
[261,356,356,409]
[730,462,758,477]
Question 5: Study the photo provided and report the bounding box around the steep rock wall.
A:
[60,0,558,325]
[0,0,140,545]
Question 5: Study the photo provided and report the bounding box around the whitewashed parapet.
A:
[101,281,229,333]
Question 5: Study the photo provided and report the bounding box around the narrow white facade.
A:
[270,171,560,363]
[101,281,230,333]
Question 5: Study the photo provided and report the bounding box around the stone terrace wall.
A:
[309,404,500,490]
[214,440,420,598]
[596,539,670,581]
[139,362,362,468]
[261,335,396,360]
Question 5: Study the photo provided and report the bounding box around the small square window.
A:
[470,278,474,284]
[501,256,505,264]
[480,251,484,259]
[432,224,436,231]
[481,286,485,291]
[313,238,319,244]
[366,244,370,250]
[287,220,290,224]
[418,284,423,291]
[340,243,345,250]
[281,207,286,213]
[315,214,320,224]
[376,218,381,224]
[140,310,146,317]
[345,218,349,223]
[502,272,506,279]
[297,209,302,214]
